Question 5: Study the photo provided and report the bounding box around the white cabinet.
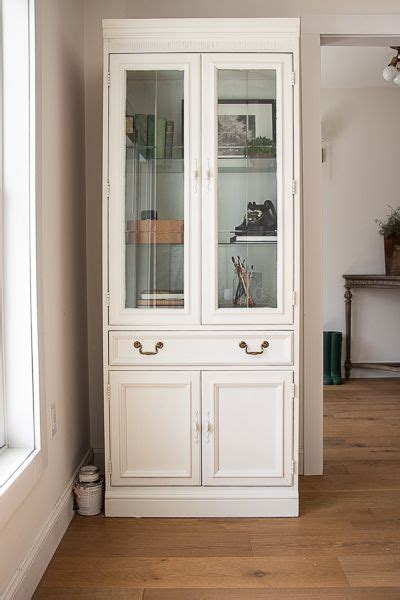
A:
[103,19,300,517]
[109,371,201,486]
[202,371,293,486]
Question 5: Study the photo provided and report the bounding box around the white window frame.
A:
[0,0,4,450]
[0,0,42,527]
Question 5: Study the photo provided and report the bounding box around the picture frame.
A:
[217,99,276,158]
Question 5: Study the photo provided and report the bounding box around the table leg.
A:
[344,284,352,378]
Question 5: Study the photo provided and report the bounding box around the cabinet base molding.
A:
[105,487,299,517]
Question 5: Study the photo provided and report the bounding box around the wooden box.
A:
[126,231,183,244]
[126,220,184,244]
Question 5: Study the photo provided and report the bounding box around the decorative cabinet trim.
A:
[108,37,299,54]
[103,18,300,53]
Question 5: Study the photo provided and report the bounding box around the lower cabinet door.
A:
[202,371,294,486]
[109,371,201,486]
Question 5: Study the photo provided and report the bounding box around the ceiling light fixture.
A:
[383,46,400,85]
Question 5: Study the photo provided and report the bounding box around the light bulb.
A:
[393,71,400,86]
[383,65,397,81]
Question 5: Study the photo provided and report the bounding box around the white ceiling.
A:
[321,45,400,89]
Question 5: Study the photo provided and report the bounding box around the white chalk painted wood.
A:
[202,370,294,486]
[109,330,293,366]
[103,19,300,517]
[109,371,201,486]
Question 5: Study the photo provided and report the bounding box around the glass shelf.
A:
[126,243,184,247]
[218,157,276,173]
[126,154,277,175]
[219,241,277,246]
[126,242,276,247]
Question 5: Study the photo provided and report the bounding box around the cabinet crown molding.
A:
[103,18,300,53]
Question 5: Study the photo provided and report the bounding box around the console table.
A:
[343,274,400,378]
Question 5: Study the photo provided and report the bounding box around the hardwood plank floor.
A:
[33,379,400,599]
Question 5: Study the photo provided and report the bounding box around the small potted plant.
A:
[246,136,276,158]
[376,206,400,275]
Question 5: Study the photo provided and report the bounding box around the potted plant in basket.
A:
[376,206,400,275]
[246,136,276,158]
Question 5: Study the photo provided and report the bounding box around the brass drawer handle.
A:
[239,340,269,355]
[133,341,164,356]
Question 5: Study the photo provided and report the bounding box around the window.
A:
[0,0,39,491]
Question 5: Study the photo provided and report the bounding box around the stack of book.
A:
[230,234,278,243]
[126,114,175,159]
[137,290,184,308]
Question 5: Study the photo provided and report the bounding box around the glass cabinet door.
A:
[108,54,200,325]
[202,54,294,325]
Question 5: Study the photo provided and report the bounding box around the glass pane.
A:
[125,70,185,310]
[217,69,277,309]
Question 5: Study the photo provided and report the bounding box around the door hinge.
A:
[292,290,297,306]
[291,383,296,399]
[107,383,111,400]
[107,72,111,87]
[291,459,296,475]
[106,291,110,307]
[292,179,297,195]
[106,182,110,199]
[291,71,295,86]
[108,460,112,475]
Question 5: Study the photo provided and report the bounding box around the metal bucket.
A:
[74,477,103,516]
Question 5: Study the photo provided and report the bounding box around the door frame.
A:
[300,14,400,475]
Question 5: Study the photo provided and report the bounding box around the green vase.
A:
[331,331,343,385]
[323,331,333,385]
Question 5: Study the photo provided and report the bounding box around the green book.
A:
[134,114,147,156]
[147,115,167,159]
[156,117,167,159]
[165,120,174,159]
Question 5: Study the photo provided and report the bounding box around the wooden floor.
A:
[34,379,400,599]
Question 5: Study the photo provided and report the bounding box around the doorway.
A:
[320,38,400,475]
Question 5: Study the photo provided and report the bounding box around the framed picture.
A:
[217,99,276,157]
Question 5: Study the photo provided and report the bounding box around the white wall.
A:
[0,0,89,596]
[322,46,400,377]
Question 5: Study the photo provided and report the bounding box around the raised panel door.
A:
[202,370,293,486]
[109,371,201,486]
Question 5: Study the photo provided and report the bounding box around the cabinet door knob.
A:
[206,159,213,192]
[194,409,200,444]
[239,340,269,355]
[193,159,199,193]
[133,341,164,356]
[206,412,213,443]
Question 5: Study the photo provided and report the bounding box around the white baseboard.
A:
[105,486,299,518]
[3,448,91,600]
[106,496,299,517]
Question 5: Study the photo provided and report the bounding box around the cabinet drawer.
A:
[109,331,293,366]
